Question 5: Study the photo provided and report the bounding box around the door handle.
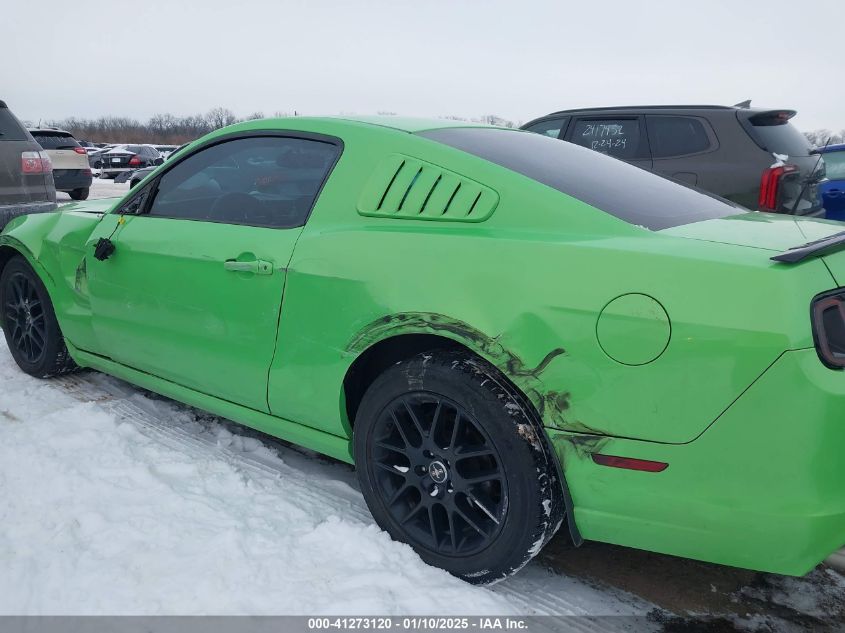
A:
[224,259,273,275]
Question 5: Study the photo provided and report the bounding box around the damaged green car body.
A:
[2,116,845,581]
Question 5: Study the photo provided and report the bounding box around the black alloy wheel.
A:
[4,269,47,364]
[370,392,508,557]
[0,256,77,377]
[355,350,565,584]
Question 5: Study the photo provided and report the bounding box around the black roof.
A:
[0,101,7,108]
[548,104,736,115]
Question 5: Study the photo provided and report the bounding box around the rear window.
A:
[31,132,80,150]
[418,127,743,231]
[743,112,812,157]
[0,108,29,141]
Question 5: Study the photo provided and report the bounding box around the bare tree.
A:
[205,107,237,130]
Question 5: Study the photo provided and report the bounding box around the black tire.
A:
[354,350,564,584]
[70,188,89,201]
[0,256,77,378]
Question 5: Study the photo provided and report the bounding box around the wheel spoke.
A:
[374,461,409,477]
[375,439,404,455]
[402,399,426,439]
[401,502,426,525]
[469,493,501,525]
[449,413,462,450]
[31,320,46,338]
[29,327,45,349]
[11,276,25,301]
[388,483,411,505]
[455,507,486,537]
[429,401,443,443]
[447,508,459,552]
[427,506,438,547]
[390,410,412,448]
[455,446,495,460]
[461,472,501,486]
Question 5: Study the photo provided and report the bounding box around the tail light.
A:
[73,147,87,155]
[128,155,141,167]
[759,164,798,211]
[21,150,52,174]
[811,291,845,369]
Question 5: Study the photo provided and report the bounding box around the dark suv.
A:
[522,105,824,215]
[0,101,57,230]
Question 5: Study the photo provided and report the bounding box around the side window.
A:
[523,117,569,139]
[647,116,712,158]
[118,183,151,214]
[146,135,340,228]
[569,118,641,159]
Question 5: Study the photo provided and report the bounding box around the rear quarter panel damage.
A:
[262,120,837,451]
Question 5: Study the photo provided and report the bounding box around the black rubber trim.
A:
[771,231,845,263]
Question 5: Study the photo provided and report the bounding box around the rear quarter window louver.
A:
[358,154,498,222]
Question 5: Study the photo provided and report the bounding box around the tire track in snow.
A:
[54,370,657,625]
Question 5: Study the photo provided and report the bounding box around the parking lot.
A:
[2,1,843,622]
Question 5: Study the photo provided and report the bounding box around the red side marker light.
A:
[592,453,668,472]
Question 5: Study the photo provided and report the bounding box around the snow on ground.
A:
[0,338,653,619]
[57,175,130,203]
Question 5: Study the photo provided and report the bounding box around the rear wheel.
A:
[0,256,77,377]
[70,187,89,201]
[354,350,564,584]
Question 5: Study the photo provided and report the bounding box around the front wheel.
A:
[354,350,564,584]
[0,256,77,377]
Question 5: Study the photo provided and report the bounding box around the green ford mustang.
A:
[2,116,845,583]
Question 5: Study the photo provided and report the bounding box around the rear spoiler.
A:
[746,110,797,125]
[771,231,845,263]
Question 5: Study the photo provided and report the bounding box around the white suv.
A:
[28,128,93,200]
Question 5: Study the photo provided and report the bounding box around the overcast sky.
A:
[2,0,841,131]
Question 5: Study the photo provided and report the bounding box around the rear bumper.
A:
[553,347,845,576]
[0,201,57,231]
[101,167,130,175]
[53,169,92,192]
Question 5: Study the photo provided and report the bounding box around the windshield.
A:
[824,152,845,180]
[418,127,744,230]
